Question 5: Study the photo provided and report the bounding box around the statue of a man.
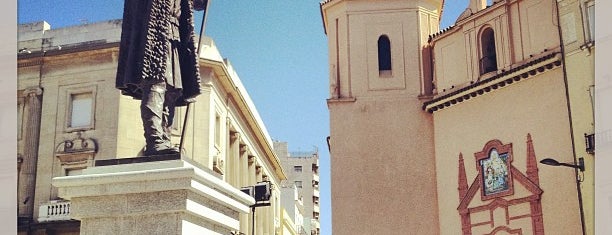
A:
[115,0,207,156]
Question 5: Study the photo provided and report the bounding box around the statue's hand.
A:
[193,0,207,11]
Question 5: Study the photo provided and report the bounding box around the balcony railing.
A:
[311,218,320,229]
[312,173,319,182]
[585,133,595,154]
[297,225,308,235]
[38,200,71,222]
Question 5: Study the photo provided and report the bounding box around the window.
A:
[214,113,221,147]
[295,181,303,188]
[69,92,93,128]
[378,35,392,76]
[294,165,303,172]
[586,1,595,41]
[480,27,498,75]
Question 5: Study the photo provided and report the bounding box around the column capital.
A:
[230,132,240,142]
[239,144,249,154]
[24,87,43,97]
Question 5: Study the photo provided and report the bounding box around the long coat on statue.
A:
[115,0,205,106]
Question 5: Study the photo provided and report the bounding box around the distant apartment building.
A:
[274,141,320,235]
[17,20,286,235]
[280,184,307,235]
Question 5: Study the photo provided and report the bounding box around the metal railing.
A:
[479,55,497,75]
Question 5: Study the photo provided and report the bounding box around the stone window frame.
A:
[64,86,97,133]
[583,0,595,43]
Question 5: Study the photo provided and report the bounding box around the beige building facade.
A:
[274,141,320,235]
[321,0,594,234]
[18,20,286,235]
[321,0,441,234]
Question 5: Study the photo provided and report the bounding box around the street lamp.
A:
[241,181,272,235]
[539,157,586,235]
[539,157,585,171]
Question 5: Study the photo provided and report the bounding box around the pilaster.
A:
[19,87,43,217]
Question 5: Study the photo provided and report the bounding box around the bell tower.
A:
[320,0,443,233]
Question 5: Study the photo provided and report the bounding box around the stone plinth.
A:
[52,159,255,235]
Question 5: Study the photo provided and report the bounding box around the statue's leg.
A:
[141,79,178,155]
[159,38,182,149]
[162,85,181,142]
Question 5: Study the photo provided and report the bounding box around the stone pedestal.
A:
[52,159,255,235]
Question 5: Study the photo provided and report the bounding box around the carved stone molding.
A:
[230,132,240,143]
[24,87,43,97]
[239,143,249,155]
[55,131,98,155]
[55,131,98,174]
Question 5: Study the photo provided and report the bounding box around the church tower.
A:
[320,0,443,233]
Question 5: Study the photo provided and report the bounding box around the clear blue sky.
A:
[18,1,465,234]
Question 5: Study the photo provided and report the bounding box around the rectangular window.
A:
[561,13,578,44]
[69,92,93,128]
[586,1,595,41]
[295,181,303,188]
[294,165,303,172]
[214,114,221,147]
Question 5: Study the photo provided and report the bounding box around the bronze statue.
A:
[115,0,207,156]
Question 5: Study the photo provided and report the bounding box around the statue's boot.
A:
[141,81,179,156]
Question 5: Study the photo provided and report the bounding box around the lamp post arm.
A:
[558,158,585,172]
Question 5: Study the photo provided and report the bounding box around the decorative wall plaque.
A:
[457,134,544,235]
[475,140,514,200]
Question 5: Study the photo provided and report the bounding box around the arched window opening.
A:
[378,35,392,76]
[480,28,498,75]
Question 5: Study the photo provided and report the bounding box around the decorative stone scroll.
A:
[55,131,98,175]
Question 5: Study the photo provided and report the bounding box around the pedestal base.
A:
[53,159,255,235]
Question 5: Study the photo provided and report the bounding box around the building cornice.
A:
[423,51,562,113]
[201,57,287,181]
[18,41,119,68]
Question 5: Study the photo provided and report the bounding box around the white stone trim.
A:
[53,160,255,210]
